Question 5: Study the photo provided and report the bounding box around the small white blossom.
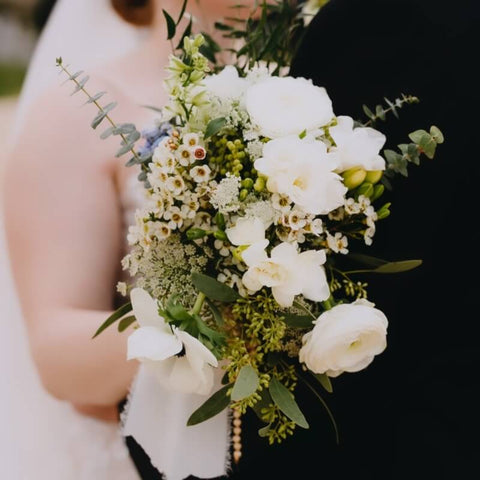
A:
[327,231,349,254]
[190,165,211,183]
[164,206,184,230]
[182,132,200,147]
[176,145,194,166]
[271,193,292,214]
[214,239,230,257]
[209,174,241,213]
[116,282,128,297]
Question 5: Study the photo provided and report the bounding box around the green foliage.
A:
[269,376,309,429]
[191,272,241,302]
[361,94,420,127]
[187,383,232,426]
[92,302,132,339]
[231,365,260,401]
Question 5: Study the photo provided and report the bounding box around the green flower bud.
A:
[355,182,374,199]
[364,170,383,184]
[239,188,249,201]
[214,230,228,241]
[342,167,367,190]
[241,178,254,190]
[376,202,391,220]
[214,212,226,230]
[186,228,207,240]
[254,177,266,192]
[370,183,385,202]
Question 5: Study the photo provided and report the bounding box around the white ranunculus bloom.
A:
[254,136,347,215]
[299,299,388,378]
[127,288,218,395]
[241,240,330,308]
[245,76,334,138]
[225,217,266,246]
[329,116,386,172]
[203,65,248,101]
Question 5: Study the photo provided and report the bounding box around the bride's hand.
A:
[73,403,120,423]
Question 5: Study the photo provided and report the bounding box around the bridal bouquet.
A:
[57,0,443,458]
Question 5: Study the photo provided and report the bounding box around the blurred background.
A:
[0,0,56,176]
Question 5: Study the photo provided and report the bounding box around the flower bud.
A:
[214,230,228,241]
[355,182,374,199]
[342,167,366,190]
[376,202,391,220]
[214,212,226,230]
[370,184,384,202]
[364,170,383,184]
[241,178,254,190]
[186,228,207,240]
[239,188,249,201]
[254,177,266,192]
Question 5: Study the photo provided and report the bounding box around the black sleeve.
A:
[289,2,480,478]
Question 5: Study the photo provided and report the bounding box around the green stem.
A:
[321,295,335,311]
[191,292,206,315]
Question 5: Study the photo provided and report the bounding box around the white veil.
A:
[1,0,147,478]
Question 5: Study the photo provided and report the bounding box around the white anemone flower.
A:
[255,136,347,215]
[127,288,218,395]
[241,240,330,308]
[245,76,334,138]
[329,116,386,172]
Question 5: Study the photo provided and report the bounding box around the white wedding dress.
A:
[0,0,148,478]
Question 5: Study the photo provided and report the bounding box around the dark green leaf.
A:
[204,117,227,139]
[373,259,422,273]
[93,302,132,338]
[118,315,137,333]
[187,384,232,426]
[231,366,259,401]
[206,298,224,327]
[312,373,333,393]
[282,313,314,329]
[162,9,176,40]
[269,377,309,429]
[191,272,240,303]
[176,0,189,24]
[347,253,388,268]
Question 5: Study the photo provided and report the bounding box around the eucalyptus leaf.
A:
[269,377,309,429]
[191,272,240,303]
[85,91,106,104]
[204,117,227,139]
[347,253,388,268]
[93,302,132,339]
[187,384,232,426]
[231,366,259,401]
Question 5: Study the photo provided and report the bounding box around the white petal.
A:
[225,217,265,246]
[272,286,296,308]
[127,326,183,361]
[241,239,269,266]
[242,269,263,293]
[176,329,218,367]
[130,288,169,330]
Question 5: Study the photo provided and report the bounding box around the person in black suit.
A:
[288,1,480,478]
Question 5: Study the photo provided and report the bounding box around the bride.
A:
[1,1,255,478]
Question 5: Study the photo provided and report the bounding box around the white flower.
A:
[299,300,388,377]
[204,65,248,101]
[326,231,349,254]
[245,76,334,138]
[182,132,200,147]
[166,175,186,195]
[176,145,194,166]
[164,206,184,230]
[255,136,347,215]
[241,240,330,308]
[127,288,218,395]
[190,165,211,183]
[225,217,266,246]
[329,116,386,172]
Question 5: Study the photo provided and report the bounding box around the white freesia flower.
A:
[299,299,388,378]
[203,65,248,101]
[245,76,334,138]
[329,116,386,172]
[226,217,266,246]
[254,136,347,215]
[241,240,330,307]
[127,288,218,395]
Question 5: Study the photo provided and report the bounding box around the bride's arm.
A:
[2,86,139,407]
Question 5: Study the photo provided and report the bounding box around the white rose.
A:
[241,240,330,308]
[329,116,386,172]
[299,299,388,377]
[127,288,218,395]
[245,76,334,138]
[254,136,347,215]
[203,65,248,101]
[225,217,266,246]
